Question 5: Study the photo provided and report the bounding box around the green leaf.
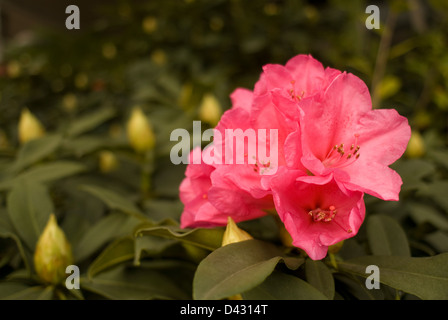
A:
[193,239,303,300]
[80,185,147,220]
[81,263,189,300]
[333,273,385,300]
[393,158,435,192]
[13,134,63,172]
[74,212,141,262]
[305,259,335,299]
[408,202,448,231]
[0,283,54,300]
[242,271,328,300]
[65,106,116,137]
[135,225,225,251]
[88,237,135,278]
[419,181,448,211]
[0,161,86,191]
[134,235,178,265]
[366,214,411,256]
[337,254,448,300]
[6,179,53,251]
[0,227,32,274]
[64,135,123,157]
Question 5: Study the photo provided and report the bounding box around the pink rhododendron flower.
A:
[179,53,410,260]
[288,72,411,201]
[270,168,365,260]
[180,147,272,228]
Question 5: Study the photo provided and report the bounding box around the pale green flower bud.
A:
[99,150,119,173]
[222,217,253,247]
[405,130,425,158]
[198,94,222,127]
[126,107,156,153]
[34,214,73,285]
[18,108,45,144]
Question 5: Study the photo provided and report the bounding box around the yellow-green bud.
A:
[278,224,294,248]
[34,214,73,285]
[222,217,253,247]
[62,93,78,112]
[99,150,119,173]
[7,60,21,78]
[126,107,156,153]
[405,130,425,158]
[198,93,222,127]
[18,108,45,144]
[222,217,253,300]
[328,240,344,254]
[142,16,158,34]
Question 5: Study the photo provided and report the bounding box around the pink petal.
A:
[230,88,254,112]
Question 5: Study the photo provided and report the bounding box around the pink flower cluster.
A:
[179,54,411,260]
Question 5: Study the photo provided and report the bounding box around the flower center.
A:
[309,205,337,222]
[288,80,305,101]
[322,134,361,169]
[308,205,352,233]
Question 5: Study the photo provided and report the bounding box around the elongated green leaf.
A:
[305,259,335,299]
[80,185,146,220]
[0,161,86,191]
[66,106,115,137]
[136,225,225,251]
[242,271,327,300]
[74,212,140,262]
[366,214,410,256]
[134,235,178,265]
[408,202,448,231]
[0,283,54,300]
[334,273,385,300]
[193,239,303,300]
[393,158,435,192]
[7,179,53,250]
[88,237,135,278]
[13,134,63,172]
[337,254,448,300]
[81,263,189,300]
[0,228,31,274]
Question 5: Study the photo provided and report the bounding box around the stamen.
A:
[321,133,361,169]
[308,206,352,233]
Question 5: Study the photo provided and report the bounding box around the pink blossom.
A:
[292,72,411,201]
[179,148,222,228]
[180,147,273,228]
[270,168,365,260]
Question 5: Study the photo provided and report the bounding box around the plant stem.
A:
[371,7,398,107]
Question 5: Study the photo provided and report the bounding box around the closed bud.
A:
[126,107,156,153]
[278,224,294,248]
[222,217,253,247]
[34,214,73,285]
[405,130,425,158]
[328,240,344,254]
[18,108,45,144]
[222,217,253,300]
[198,93,222,127]
[99,150,119,173]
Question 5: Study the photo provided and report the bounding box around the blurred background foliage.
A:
[0,0,447,300]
